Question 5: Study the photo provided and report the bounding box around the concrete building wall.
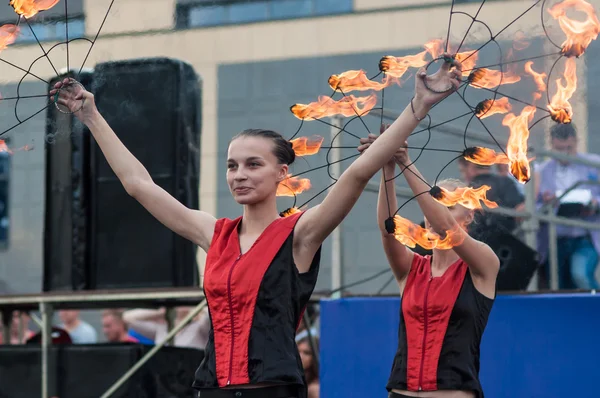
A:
[0,0,597,295]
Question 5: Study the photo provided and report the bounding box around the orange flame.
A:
[430,185,498,210]
[468,67,521,89]
[329,70,398,92]
[391,215,465,250]
[291,94,377,120]
[502,106,537,183]
[423,39,478,77]
[277,174,311,196]
[379,51,429,78]
[547,0,600,57]
[547,57,577,123]
[463,147,509,166]
[10,0,60,18]
[281,207,301,217]
[0,24,20,53]
[290,135,324,156]
[475,97,512,119]
[379,38,478,79]
[524,61,547,92]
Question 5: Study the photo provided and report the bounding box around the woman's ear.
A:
[277,164,289,182]
[464,209,475,227]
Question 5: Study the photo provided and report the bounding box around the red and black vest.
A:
[386,253,494,398]
[192,212,320,394]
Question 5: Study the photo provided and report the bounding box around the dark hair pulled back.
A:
[233,129,295,165]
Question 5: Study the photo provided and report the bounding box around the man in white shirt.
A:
[58,310,98,344]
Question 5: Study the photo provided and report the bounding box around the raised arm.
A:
[359,132,414,284]
[295,57,463,264]
[51,79,216,252]
[397,151,499,290]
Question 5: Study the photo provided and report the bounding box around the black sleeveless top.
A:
[192,212,320,398]
[387,253,494,397]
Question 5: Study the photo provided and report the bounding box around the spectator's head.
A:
[426,178,475,232]
[102,310,129,342]
[550,123,577,165]
[58,310,80,326]
[458,158,491,184]
[297,335,319,383]
[10,311,30,335]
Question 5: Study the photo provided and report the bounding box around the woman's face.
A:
[226,136,288,205]
[424,204,473,230]
[297,341,313,371]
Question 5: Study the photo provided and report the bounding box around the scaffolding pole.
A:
[330,116,344,298]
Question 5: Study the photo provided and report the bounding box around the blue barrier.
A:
[320,294,600,398]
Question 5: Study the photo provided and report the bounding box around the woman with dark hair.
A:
[50,54,462,398]
[296,333,319,398]
[358,133,499,398]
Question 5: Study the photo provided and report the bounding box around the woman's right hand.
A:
[358,124,409,167]
[49,78,97,124]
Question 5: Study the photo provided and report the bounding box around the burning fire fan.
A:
[0,0,598,252]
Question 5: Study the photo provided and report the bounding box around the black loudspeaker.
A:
[89,58,201,289]
[486,231,540,291]
[0,344,204,398]
[44,71,94,291]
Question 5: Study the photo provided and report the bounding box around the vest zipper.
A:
[418,275,433,391]
[226,254,241,385]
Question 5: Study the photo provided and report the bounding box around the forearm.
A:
[123,308,165,323]
[350,101,426,182]
[401,161,457,233]
[378,163,398,232]
[86,111,152,192]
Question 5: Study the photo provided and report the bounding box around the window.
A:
[230,1,269,23]
[270,0,312,19]
[14,17,85,44]
[0,148,9,249]
[177,0,353,29]
[314,0,353,15]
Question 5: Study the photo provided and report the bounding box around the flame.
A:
[430,185,498,210]
[379,38,479,80]
[475,97,512,119]
[290,135,324,156]
[423,38,478,77]
[463,147,509,166]
[277,174,311,196]
[547,0,600,57]
[468,67,521,89]
[379,51,429,78]
[10,0,60,18]
[391,215,465,250]
[502,106,537,183]
[524,61,547,92]
[547,57,577,123]
[281,207,301,217]
[0,24,20,53]
[329,70,398,92]
[291,94,377,120]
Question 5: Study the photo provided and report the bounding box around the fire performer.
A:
[358,133,499,398]
[50,53,462,398]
